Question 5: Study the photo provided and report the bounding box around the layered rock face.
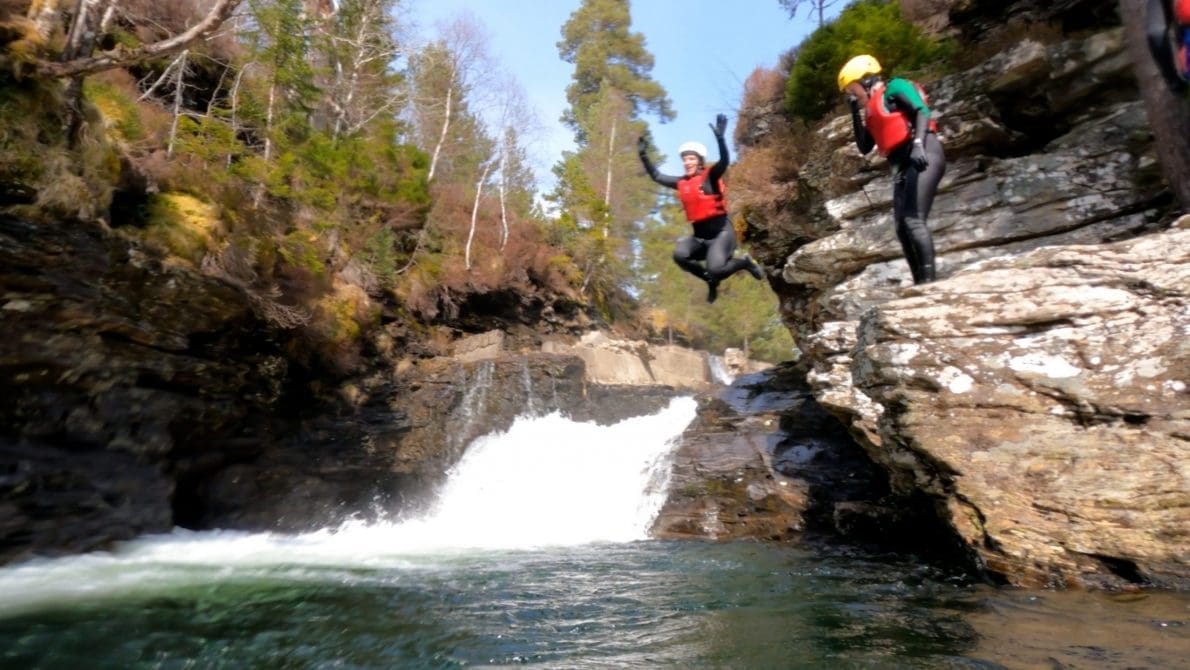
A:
[759,21,1189,587]
[652,364,903,546]
[0,216,288,562]
[844,223,1189,588]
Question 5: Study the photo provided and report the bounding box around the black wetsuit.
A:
[638,133,754,283]
[850,79,945,284]
[1147,0,1189,92]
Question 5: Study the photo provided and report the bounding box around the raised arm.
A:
[706,114,730,185]
[637,136,679,188]
[848,96,875,155]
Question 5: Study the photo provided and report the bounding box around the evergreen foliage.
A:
[784,0,948,121]
[637,203,792,362]
[556,0,674,142]
[550,1,673,320]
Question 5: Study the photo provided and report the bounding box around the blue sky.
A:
[407,1,832,189]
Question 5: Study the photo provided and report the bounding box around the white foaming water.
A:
[0,396,697,615]
[708,355,735,386]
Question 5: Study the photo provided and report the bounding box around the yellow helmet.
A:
[837,54,882,91]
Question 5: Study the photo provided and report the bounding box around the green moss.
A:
[318,289,364,342]
[0,80,63,189]
[279,231,326,277]
[0,77,120,220]
[142,192,223,264]
[83,79,144,142]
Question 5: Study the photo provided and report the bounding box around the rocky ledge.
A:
[804,220,1189,589]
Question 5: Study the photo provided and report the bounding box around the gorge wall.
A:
[740,1,1188,588]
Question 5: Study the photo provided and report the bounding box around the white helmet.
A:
[678,141,707,160]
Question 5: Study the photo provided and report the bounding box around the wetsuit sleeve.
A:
[849,98,875,155]
[1148,0,1187,91]
[705,131,729,193]
[638,149,679,188]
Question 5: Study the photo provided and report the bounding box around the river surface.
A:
[1,398,1186,669]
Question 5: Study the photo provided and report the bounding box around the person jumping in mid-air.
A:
[839,54,945,285]
[1147,0,1190,91]
[637,114,763,304]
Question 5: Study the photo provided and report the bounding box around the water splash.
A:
[450,360,494,452]
[0,396,697,615]
[708,355,735,386]
[519,358,538,416]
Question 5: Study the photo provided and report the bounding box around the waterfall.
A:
[708,354,734,385]
[0,396,697,615]
[450,360,494,452]
[519,358,538,415]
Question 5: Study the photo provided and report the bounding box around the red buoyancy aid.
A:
[864,81,938,157]
[1176,0,1190,25]
[677,169,727,223]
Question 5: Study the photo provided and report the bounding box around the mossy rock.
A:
[309,282,381,371]
[142,192,223,265]
[83,79,144,143]
[315,285,368,344]
[279,231,327,278]
[0,77,120,220]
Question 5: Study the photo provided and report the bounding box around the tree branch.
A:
[32,0,244,79]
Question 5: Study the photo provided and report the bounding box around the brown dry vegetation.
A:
[117,0,244,63]
[399,182,579,323]
[729,67,831,252]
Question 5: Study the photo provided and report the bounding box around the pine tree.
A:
[550,0,673,318]
[246,0,321,164]
[556,0,674,142]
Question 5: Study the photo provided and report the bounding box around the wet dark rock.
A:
[0,216,287,562]
[653,363,929,549]
[0,438,173,564]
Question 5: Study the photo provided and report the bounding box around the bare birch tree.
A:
[408,14,492,182]
[778,0,841,27]
[30,0,243,78]
[318,0,407,140]
[464,158,493,270]
[486,76,537,250]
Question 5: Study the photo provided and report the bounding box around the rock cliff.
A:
[740,7,1188,587]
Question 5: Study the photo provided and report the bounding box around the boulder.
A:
[838,223,1190,588]
[543,331,716,390]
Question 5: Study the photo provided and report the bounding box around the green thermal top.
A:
[884,78,931,118]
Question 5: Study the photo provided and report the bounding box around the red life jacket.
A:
[677,168,727,223]
[1175,0,1190,25]
[864,81,938,157]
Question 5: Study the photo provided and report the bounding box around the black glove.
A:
[847,95,860,115]
[909,140,928,171]
[636,135,648,155]
[710,113,728,138]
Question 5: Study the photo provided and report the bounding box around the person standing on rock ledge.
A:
[839,54,945,284]
[637,114,764,304]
